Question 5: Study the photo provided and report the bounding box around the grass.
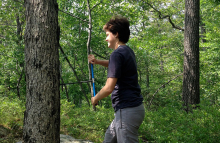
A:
[0,96,220,143]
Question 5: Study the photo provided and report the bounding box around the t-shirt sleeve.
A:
[107,52,123,78]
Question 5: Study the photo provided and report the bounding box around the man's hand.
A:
[91,97,98,106]
[88,54,97,64]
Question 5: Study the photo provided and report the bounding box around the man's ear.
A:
[115,32,119,38]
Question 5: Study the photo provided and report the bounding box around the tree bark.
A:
[23,0,60,142]
[183,0,200,112]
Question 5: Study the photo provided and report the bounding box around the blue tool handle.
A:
[91,64,96,96]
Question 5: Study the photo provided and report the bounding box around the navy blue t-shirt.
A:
[107,45,143,112]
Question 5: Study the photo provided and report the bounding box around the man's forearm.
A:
[92,78,117,105]
[94,85,112,102]
[96,60,109,67]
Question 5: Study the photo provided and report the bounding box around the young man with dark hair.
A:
[88,16,145,143]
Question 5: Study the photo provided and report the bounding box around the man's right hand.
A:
[88,54,97,64]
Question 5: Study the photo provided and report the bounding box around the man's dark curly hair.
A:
[103,16,130,43]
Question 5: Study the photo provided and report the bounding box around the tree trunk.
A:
[17,68,24,99]
[86,0,96,110]
[23,0,60,142]
[146,66,150,94]
[60,76,69,102]
[200,18,207,44]
[183,0,200,112]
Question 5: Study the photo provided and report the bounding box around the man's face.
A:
[105,30,117,49]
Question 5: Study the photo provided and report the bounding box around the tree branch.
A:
[144,0,184,31]
[67,43,91,89]
[148,73,183,109]
[59,45,90,106]
[92,50,108,60]
[59,9,89,23]
[60,80,92,85]
[91,0,103,11]
[60,76,70,102]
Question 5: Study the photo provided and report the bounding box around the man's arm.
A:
[95,60,109,67]
[88,54,109,67]
[91,77,117,105]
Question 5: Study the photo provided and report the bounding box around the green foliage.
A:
[60,99,220,143]
[0,96,25,126]
[0,96,24,142]
[1,0,219,107]
[140,103,220,143]
[60,99,114,143]
[1,0,220,142]
[1,96,220,143]
[0,0,26,99]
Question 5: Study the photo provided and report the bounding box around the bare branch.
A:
[92,50,108,60]
[60,76,70,102]
[144,0,184,31]
[59,9,89,23]
[0,24,17,27]
[134,25,140,33]
[91,0,103,11]
[59,45,90,106]
[148,73,183,109]
[67,43,91,89]
[86,0,96,110]
[60,80,92,85]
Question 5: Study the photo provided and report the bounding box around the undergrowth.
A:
[0,96,220,143]
[0,97,24,142]
[60,100,114,143]
[140,102,220,143]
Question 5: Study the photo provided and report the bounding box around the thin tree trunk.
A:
[200,18,207,44]
[86,0,96,110]
[16,15,23,41]
[60,76,69,102]
[16,14,24,99]
[17,68,24,99]
[146,66,150,94]
[23,1,60,142]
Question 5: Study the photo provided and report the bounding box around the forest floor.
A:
[0,125,93,143]
[16,134,94,143]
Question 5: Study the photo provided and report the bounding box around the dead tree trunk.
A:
[86,0,96,110]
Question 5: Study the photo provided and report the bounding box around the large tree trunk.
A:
[182,0,200,112]
[23,0,60,142]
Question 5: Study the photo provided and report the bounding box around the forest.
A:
[0,0,220,142]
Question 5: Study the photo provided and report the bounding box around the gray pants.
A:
[103,104,145,143]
